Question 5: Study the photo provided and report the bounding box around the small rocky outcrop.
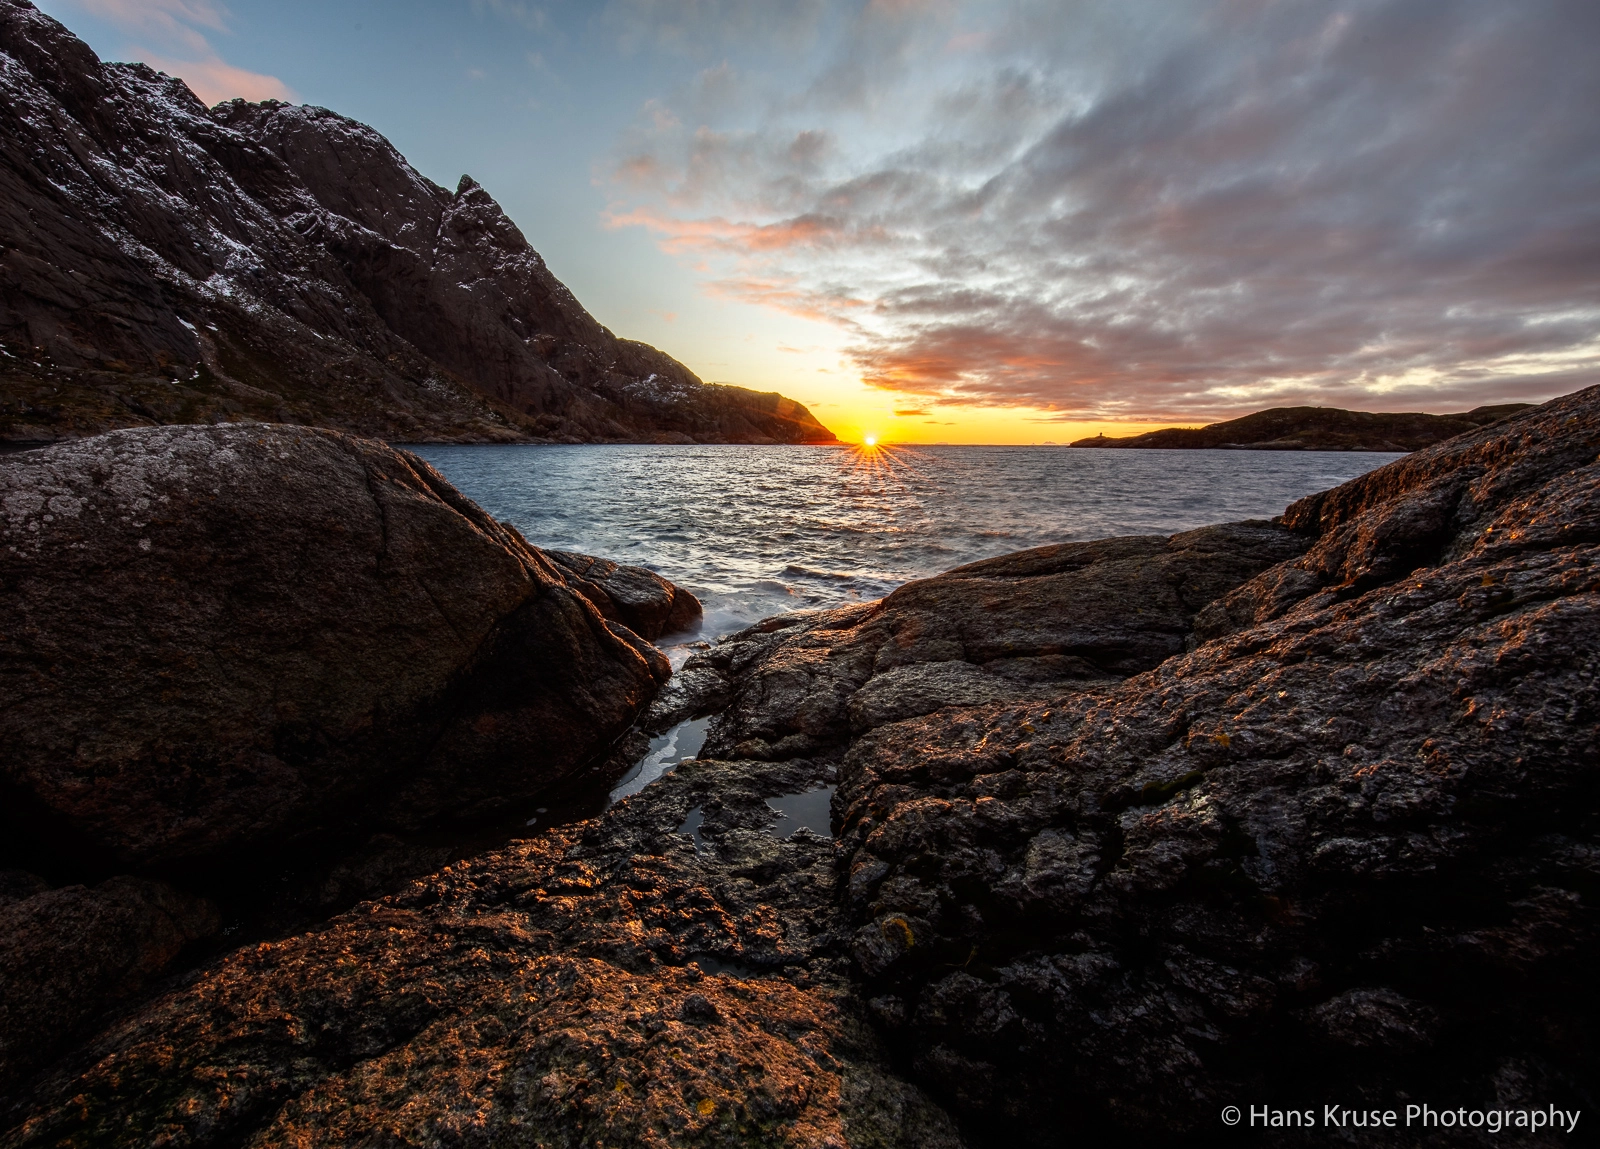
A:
[1069,403,1531,452]
[0,424,670,873]
[548,550,703,641]
[0,0,836,446]
[658,520,1311,760]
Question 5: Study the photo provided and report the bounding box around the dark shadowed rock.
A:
[0,1,836,446]
[0,424,670,873]
[0,877,217,1092]
[1069,403,1532,452]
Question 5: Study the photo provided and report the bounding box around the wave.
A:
[781,564,855,581]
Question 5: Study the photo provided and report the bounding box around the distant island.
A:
[0,11,834,446]
[1069,403,1531,452]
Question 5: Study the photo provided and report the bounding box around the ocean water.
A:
[409,443,1399,642]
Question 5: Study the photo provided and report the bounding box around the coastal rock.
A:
[829,387,1600,1141]
[5,755,964,1148]
[0,877,217,1092]
[548,550,703,640]
[0,424,670,873]
[0,1,836,446]
[682,521,1311,759]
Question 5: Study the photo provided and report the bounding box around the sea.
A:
[410,443,1399,646]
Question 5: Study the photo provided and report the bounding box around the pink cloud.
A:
[136,50,291,104]
[72,0,293,105]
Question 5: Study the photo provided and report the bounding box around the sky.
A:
[32,0,1600,445]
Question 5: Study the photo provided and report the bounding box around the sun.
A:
[862,433,879,447]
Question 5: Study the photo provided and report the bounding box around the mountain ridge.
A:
[0,0,836,445]
[1068,403,1531,452]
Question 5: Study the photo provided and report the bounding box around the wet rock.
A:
[548,549,703,640]
[0,424,670,873]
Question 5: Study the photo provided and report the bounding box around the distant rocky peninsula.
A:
[0,1,835,446]
[1070,403,1531,452]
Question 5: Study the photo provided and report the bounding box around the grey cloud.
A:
[612,0,1600,417]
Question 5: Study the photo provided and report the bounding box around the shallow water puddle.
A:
[691,955,755,978]
[610,716,710,804]
[676,806,708,852]
[766,784,836,839]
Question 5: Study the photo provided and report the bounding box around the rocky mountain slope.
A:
[7,391,1594,1146]
[1070,403,1530,452]
[0,0,835,445]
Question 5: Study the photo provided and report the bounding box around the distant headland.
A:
[1070,403,1531,452]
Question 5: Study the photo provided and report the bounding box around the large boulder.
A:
[834,386,1600,1141]
[0,424,671,873]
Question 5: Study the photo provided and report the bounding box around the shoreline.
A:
[2,391,1597,1146]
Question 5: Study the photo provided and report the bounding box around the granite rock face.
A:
[0,424,671,874]
[0,1,836,446]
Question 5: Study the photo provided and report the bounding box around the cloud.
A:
[606,0,1600,418]
[137,50,291,103]
[72,0,291,104]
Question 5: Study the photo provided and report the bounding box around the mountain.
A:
[0,0,836,445]
[1068,403,1530,452]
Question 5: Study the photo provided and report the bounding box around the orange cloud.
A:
[605,205,881,255]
